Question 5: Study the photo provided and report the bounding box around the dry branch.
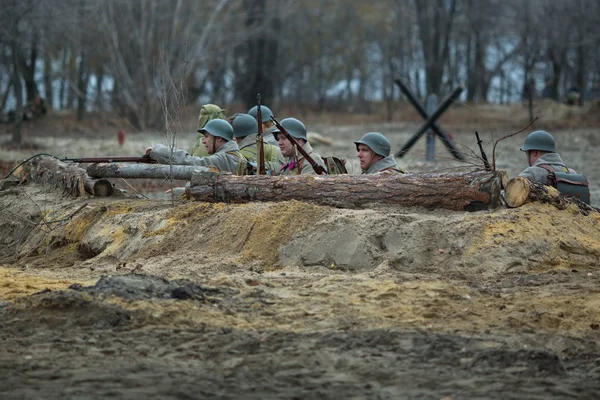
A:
[185,170,505,211]
[492,117,539,171]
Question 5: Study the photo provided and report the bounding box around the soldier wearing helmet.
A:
[231,113,281,163]
[147,119,247,175]
[354,132,405,174]
[189,104,227,157]
[266,117,327,175]
[519,130,577,184]
[248,104,279,146]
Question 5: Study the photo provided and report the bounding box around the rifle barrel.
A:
[61,156,155,164]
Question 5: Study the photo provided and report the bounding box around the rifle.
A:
[61,155,156,164]
[474,131,491,171]
[269,115,327,175]
[256,94,266,175]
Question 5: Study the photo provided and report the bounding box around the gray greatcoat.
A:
[149,141,246,175]
[364,155,405,174]
[519,153,576,185]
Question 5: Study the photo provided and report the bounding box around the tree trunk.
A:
[242,0,278,109]
[0,80,13,113]
[20,16,39,102]
[67,55,78,110]
[185,170,505,212]
[43,45,53,110]
[504,176,597,215]
[59,45,69,109]
[95,65,104,109]
[10,23,24,145]
[87,163,214,180]
[76,49,88,121]
[14,156,113,197]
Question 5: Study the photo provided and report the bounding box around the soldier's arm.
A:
[149,144,212,166]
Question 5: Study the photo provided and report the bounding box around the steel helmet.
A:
[248,105,273,123]
[280,118,307,141]
[232,114,257,138]
[520,130,556,153]
[354,132,391,157]
[198,119,234,141]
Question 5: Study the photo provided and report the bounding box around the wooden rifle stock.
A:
[61,155,156,164]
[269,115,327,175]
[256,94,266,175]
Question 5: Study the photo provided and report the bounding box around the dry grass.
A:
[3,100,599,145]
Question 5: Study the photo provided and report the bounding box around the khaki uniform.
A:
[364,156,405,174]
[519,153,576,185]
[266,142,327,175]
[189,104,226,156]
[238,133,281,163]
[150,141,247,175]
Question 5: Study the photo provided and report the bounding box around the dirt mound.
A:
[2,185,600,278]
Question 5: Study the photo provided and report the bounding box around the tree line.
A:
[1,0,599,142]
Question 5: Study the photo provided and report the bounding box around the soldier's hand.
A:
[145,147,153,155]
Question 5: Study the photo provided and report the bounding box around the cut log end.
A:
[504,176,531,208]
[91,179,114,197]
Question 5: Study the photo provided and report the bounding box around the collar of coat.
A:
[532,153,567,168]
[237,133,259,150]
[216,140,241,154]
[365,155,400,174]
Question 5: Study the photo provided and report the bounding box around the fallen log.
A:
[185,170,505,211]
[13,156,113,197]
[86,163,216,180]
[504,176,598,215]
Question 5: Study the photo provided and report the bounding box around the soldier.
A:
[248,104,279,146]
[147,119,247,175]
[519,130,577,184]
[267,117,327,175]
[519,130,590,203]
[354,132,405,174]
[189,104,227,157]
[231,113,280,163]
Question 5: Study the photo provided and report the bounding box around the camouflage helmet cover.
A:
[197,104,226,131]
